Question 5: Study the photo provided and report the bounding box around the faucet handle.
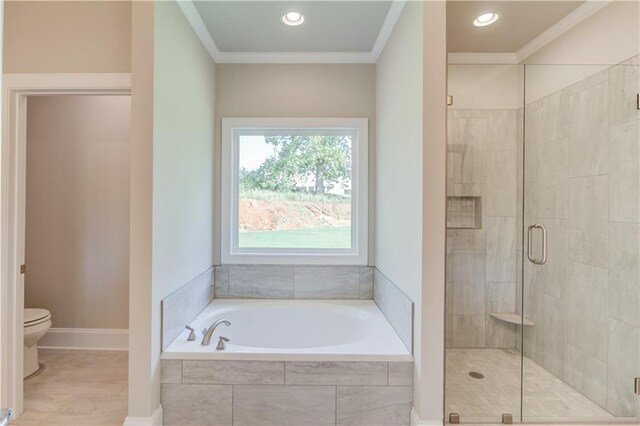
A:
[185,326,196,341]
[216,336,230,351]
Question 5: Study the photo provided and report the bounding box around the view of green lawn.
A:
[239,226,351,249]
[238,134,353,249]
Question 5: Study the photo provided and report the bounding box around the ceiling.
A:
[447,1,584,53]
[193,1,393,53]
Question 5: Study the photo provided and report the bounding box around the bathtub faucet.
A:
[201,319,231,346]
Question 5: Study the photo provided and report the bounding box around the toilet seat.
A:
[23,308,52,379]
[24,308,51,327]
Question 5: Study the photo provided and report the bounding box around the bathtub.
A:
[162,299,412,361]
[161,299,414,425]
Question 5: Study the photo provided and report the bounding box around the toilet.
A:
[23,308,51,378]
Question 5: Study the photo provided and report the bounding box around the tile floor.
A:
[10,347,634,425]
[13,349,127,425]
[445,348,630,424]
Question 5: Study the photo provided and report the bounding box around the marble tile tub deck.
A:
[13,349,128,425]
[445,349,629,424]
[161,359,414,425]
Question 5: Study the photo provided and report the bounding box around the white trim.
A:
[0,73,131,421]
[371,0,406,61]
[123,405,163,426]
[447,52,518,65]
[177,0,404,64]
[221,117,369,265]
[516,0,612,62]
[38,328,129,351]
[2,73,131,92]
[176,0,221,62]
[411,408,443,426]
[0,2,5,416]
[214,51,377,64]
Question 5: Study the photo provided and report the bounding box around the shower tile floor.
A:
[446,348,617,423]
[13,349,127,425]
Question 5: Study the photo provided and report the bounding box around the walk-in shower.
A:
[445,58,640,423]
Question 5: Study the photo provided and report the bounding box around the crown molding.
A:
[515,0,612,62]
[178,0,404,64]
[447,52,518,64]
[179,0,612,65]
[176,0,221,62]
[214,51,376,64]
[449,1,613,65]
[372,0,406,61]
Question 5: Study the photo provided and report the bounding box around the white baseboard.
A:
[38,327,128,350]
[123,405,163,426]
[411,408,443,426]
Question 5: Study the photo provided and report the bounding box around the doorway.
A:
[0,75,131,423]
[18,94,130,425]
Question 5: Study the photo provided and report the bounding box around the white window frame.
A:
[221,117,368,265]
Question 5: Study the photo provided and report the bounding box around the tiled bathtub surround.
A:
[214,265,374,300]
[161,268,215,350]
[161,359,413,425]
[373,269,413,352]
[519,58,640,417]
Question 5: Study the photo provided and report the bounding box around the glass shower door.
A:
[445,64,525,424]
[521,60,640,423]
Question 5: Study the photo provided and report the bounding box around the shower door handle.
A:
[527,224,547,265]
[539,224,547,264]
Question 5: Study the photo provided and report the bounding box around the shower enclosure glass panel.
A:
[521,60,640,423]
[446,58,640,424]
[445,64,525,424]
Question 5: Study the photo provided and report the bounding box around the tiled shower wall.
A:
[446,109,519,349]
[518,58,640,417]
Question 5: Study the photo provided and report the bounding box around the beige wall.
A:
[375,0,429,420]
[128,0,217,420]
[0,0,3,86]
[448,64,523,109]
[3,0,131,73]
[420,2,447,423]
[215,63,376,264]
[25,95,130,329]
[525,1,639,65]
[128,0,155,419]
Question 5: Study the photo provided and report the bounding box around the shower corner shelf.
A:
[490,312,535,326]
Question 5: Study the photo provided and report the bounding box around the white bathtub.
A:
[162,299,412,361]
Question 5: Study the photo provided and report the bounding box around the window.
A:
[221,118,368,265]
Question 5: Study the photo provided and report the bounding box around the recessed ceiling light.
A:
[282,11,304,26]
[473,12,499,27]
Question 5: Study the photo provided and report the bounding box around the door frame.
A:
[0,73,131,420]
